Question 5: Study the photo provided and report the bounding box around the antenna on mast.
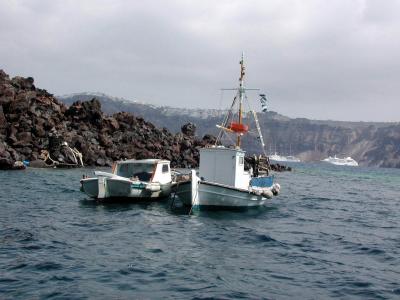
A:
[237,52,245,148]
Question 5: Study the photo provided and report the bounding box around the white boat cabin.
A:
[113,159,172,184]
[199,146,251,190]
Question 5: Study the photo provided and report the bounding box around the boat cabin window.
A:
[238,156,244,165]
[162,164,169,173]
[117,163,154,181]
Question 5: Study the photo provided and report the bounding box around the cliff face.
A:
[0,71,214,170]
[59,93,400,168]
[251,118,400,168]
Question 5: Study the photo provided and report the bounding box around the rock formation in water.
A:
[0,70,216,170]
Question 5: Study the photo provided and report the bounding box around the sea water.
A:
[0,163,399,299]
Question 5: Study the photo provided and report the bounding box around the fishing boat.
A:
[321,155,358,166]
[172,54,281,210]
[80,159,172,200]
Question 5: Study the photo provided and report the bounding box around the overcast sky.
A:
[1,0,399,121]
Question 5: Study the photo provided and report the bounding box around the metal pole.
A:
[237,53,245,148]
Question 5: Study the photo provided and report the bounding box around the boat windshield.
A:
[117,163,154,181]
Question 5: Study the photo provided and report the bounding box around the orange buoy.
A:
[228,122,249,134]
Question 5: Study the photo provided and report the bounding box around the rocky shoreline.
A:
[0,70,219,170]
[0,70,291,172]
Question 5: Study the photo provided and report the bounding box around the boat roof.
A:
[200,145,246,154]
[117,159,170,164]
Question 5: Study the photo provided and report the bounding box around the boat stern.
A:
[80,178,99,198]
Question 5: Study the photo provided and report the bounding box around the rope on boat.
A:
[216,95,238,145]
[41,150,59,166]
[40,142,84,168]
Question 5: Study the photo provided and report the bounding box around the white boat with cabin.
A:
[269,144,301,162]
[172,55,281,210]
[269,152,287,162]
[269,153,301,162]
[321,155,358,166]
[80,159,172,200]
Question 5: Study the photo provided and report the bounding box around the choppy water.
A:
[1,163,399,299]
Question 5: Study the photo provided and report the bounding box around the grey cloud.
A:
[1,0,399,121]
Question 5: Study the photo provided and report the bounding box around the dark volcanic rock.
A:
[0,142,13,169]
[201,134,217,146]
[0,106,6,131]
[65,99,103,127]
[181,122,196,136]
[0,156,13,169]
[0,69,217,170]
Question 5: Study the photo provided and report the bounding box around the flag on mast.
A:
[259,94,268,112]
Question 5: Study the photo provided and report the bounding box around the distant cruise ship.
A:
[321,155,358,166]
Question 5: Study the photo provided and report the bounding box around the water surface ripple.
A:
[1,164,399,299]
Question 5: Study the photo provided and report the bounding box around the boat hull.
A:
[324,161,358,166]
[322,160,358,166]
[173,181,268,209]
[80,178,99,198]
[81,178,171,200]
[269,156,300,163]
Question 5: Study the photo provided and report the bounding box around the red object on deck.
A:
[228,122,249,133]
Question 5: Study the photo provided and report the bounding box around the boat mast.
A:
[216,53,261,149]
[237,53,245,148]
